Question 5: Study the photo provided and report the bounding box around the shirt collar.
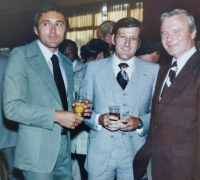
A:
[112,53,135,70]
[172,46,197,74]
[37,40,59,62]
[72,59,78,70]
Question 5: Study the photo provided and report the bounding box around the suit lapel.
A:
[98,57,116,105]
[128,58,152,114]
[27,41,63,106]
[74,61,85,72]
[152,62,171,113]
[154,51,199,116]
[58,52,74,104]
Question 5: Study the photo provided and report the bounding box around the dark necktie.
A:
[116,63,129,90]
[51,54,68,110]
[161,61,178,97]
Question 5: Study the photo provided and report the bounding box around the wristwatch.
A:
[137,118,143,129]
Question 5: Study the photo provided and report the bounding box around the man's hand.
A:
[54,111,84,129]
[118,116,140,131]
[98,113,120,131]
[83,100,92,117]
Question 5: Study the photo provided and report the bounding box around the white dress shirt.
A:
[72,59,78,71]
[37,40,68,92]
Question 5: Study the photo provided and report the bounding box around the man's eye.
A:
[161,32,167,36]
[44,23,50,26]
[56,23,63,27]
[131,37,137,41]
[174,30,180,34]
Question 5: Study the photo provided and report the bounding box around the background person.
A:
[135,32,162,63]
[59,39,87,180]
[0,53,23,180]
[85,38,109,62]
[97,20,115,53]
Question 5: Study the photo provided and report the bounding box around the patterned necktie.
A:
[161,61,178,97]
[51,54,68,110]
[116,63,129,90]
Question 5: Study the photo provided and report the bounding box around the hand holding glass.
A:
[74,91,87,116]
[108,106,120,121]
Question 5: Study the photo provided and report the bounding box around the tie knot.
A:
[170,61,178,72]
[51,54,59,64]
[118,63,129,70]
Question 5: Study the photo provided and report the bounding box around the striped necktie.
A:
[116,63,129,90]
[161,61,178,97]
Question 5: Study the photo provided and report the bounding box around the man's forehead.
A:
[40,11,65,20]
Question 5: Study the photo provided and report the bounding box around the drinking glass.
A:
[74,91,87,116]
[108,106,120,121]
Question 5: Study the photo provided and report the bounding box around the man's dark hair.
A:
[85,39,109,59]
[135,32,162,56]
[59,39,79,59]
[112,17,142,36]
[34,4,70,31]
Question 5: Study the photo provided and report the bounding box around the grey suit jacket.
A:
[3,40,74,173]
[80,55,159,175]
[0,54,18,149]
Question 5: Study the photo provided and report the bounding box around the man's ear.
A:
[34,26,39,35]
[137,39,141,49]
[191,29,197,40]
[112,34,115,45]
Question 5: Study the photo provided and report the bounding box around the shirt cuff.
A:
[136,128,143,135]
[95,113,102,131]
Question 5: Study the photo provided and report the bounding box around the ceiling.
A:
[0,0,102,49]
[0,0,102,16]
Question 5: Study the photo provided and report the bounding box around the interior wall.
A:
[143,0,200,39]
[142,0,200,64]
[0,0,200,50]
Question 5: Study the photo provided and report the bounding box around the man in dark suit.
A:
[133,9,200,180]
[3,4,91,180]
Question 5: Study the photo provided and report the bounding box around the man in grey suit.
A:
[0,53,23,180]
[3,4,91,180]
[80,17,159,180]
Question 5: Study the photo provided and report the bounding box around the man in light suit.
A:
[0,53,23,180]
[3,4,90,180]
[134,9,200,180]
[80,17,159,180]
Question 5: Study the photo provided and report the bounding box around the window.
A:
[65,1,143,56]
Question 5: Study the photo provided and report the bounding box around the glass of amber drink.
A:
[108,106,120,121]
[74,91,87,116]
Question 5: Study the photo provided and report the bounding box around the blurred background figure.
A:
[97,20,115,54]
[59,39,87,180]
[0,53,23,180]
[85,38,109,62]
[59,39,85,94]
[195,39,200,52]
[135,32,162,63]
[80,45,87,63]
